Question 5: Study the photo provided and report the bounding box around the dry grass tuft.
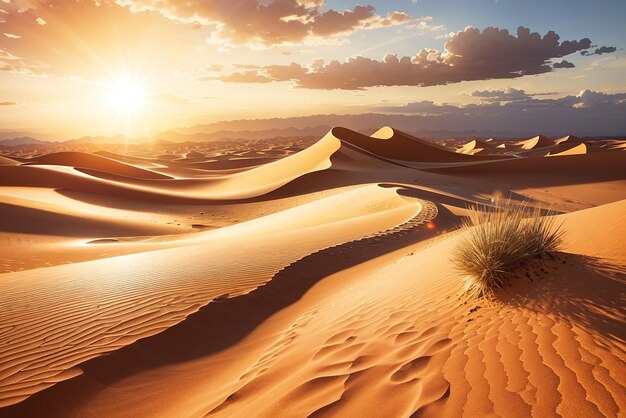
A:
[453,198,563,295]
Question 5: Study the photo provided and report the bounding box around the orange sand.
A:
[0,127,624,417]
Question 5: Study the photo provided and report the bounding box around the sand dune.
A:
[4,199,622,418]
[606,140,626,151]
[456,139,498,155]
[0,156,18,166]
[0,185,430,407]
[511,140,586,158]
[457,139,482,155]
[24,152,172,179]
[336,127,503,162]
[555,134,581,145]
[0,133,337,201]
[0,126,624,416]
[197,201,625,418]
[548,142,587,157]
[0,194,182,237]
[0,128,491,203]
[517,135,554,150]
[425,150,625,186]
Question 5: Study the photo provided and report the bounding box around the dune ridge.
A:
[5,201,621,417]
[0,126,624,416]
[0,127,505,203]
[169,201,626,417]
[336,127,504,162]
[24,152,173,180]
[517,135,554,150]
[0,185,433,407]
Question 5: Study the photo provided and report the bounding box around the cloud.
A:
[364,11,413,29]
[553,59,575,68]
[595,46,617,55]
[435,31,456,40]
[0,61,47,75]
[233,64,263,70]
[406,16,446,32]
[216,26,593,89]
[467,88,559,105]
[309,5,375,36]
[207,71,274,84]
[375,89,626,135]
[115,0,413,46]
[0,49,20,60]
[207,64,224,72]
[581,46,617,56]
[468,88,534,102]
[0,101,17,106]
[574,89,626,108]
[384,89,626,113]
[0,0,198,79]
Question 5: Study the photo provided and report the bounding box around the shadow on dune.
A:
[389,184,560,216]
[0,202,168,237]
[0,193,455,417]
[425,152,626,188]
[332,127,505,162]
[49,162,387,211]
[23,151,172,180]
[54,151,623,215]
[498,253,625,342]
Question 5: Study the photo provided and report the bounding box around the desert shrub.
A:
[453,198,563,295]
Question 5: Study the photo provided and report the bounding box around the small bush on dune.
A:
[453,198,564,295]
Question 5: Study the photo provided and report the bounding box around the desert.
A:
[1,1,625,416]
[1,127,625,416]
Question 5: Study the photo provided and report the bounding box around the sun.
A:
[105,76,147,114]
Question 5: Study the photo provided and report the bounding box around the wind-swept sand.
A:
[0,127,624,417]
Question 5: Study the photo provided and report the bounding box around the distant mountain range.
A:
[0,136,47,146]
[1,113,624,147]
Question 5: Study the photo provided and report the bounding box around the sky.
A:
[0,0,625,139]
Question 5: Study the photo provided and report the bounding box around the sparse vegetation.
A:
[453,198,564,295]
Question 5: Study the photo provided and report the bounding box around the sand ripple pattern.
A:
[205,237,625,417]
[0,185,430,407]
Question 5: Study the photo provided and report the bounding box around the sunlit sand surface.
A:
[0,128,624,416]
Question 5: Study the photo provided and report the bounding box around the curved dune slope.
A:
[517,135,554,150]
[331,127,498,162]
[23,201,625,418]
[548,142,587,157]
[0,135,341,201]
[333,127,503,162]
[0,126,520,204]
[425,150,626,185]
[25,152,172,180]
[0,131,624,416]
[183,201,626,417]
[198,131,340,199]
[456,139,497,155]
[0,156,18,166]
[0,195,182,237]
[513,141,586,158]
[457,139,481,155]
[0,184,429,407]
[555,135,581,145]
